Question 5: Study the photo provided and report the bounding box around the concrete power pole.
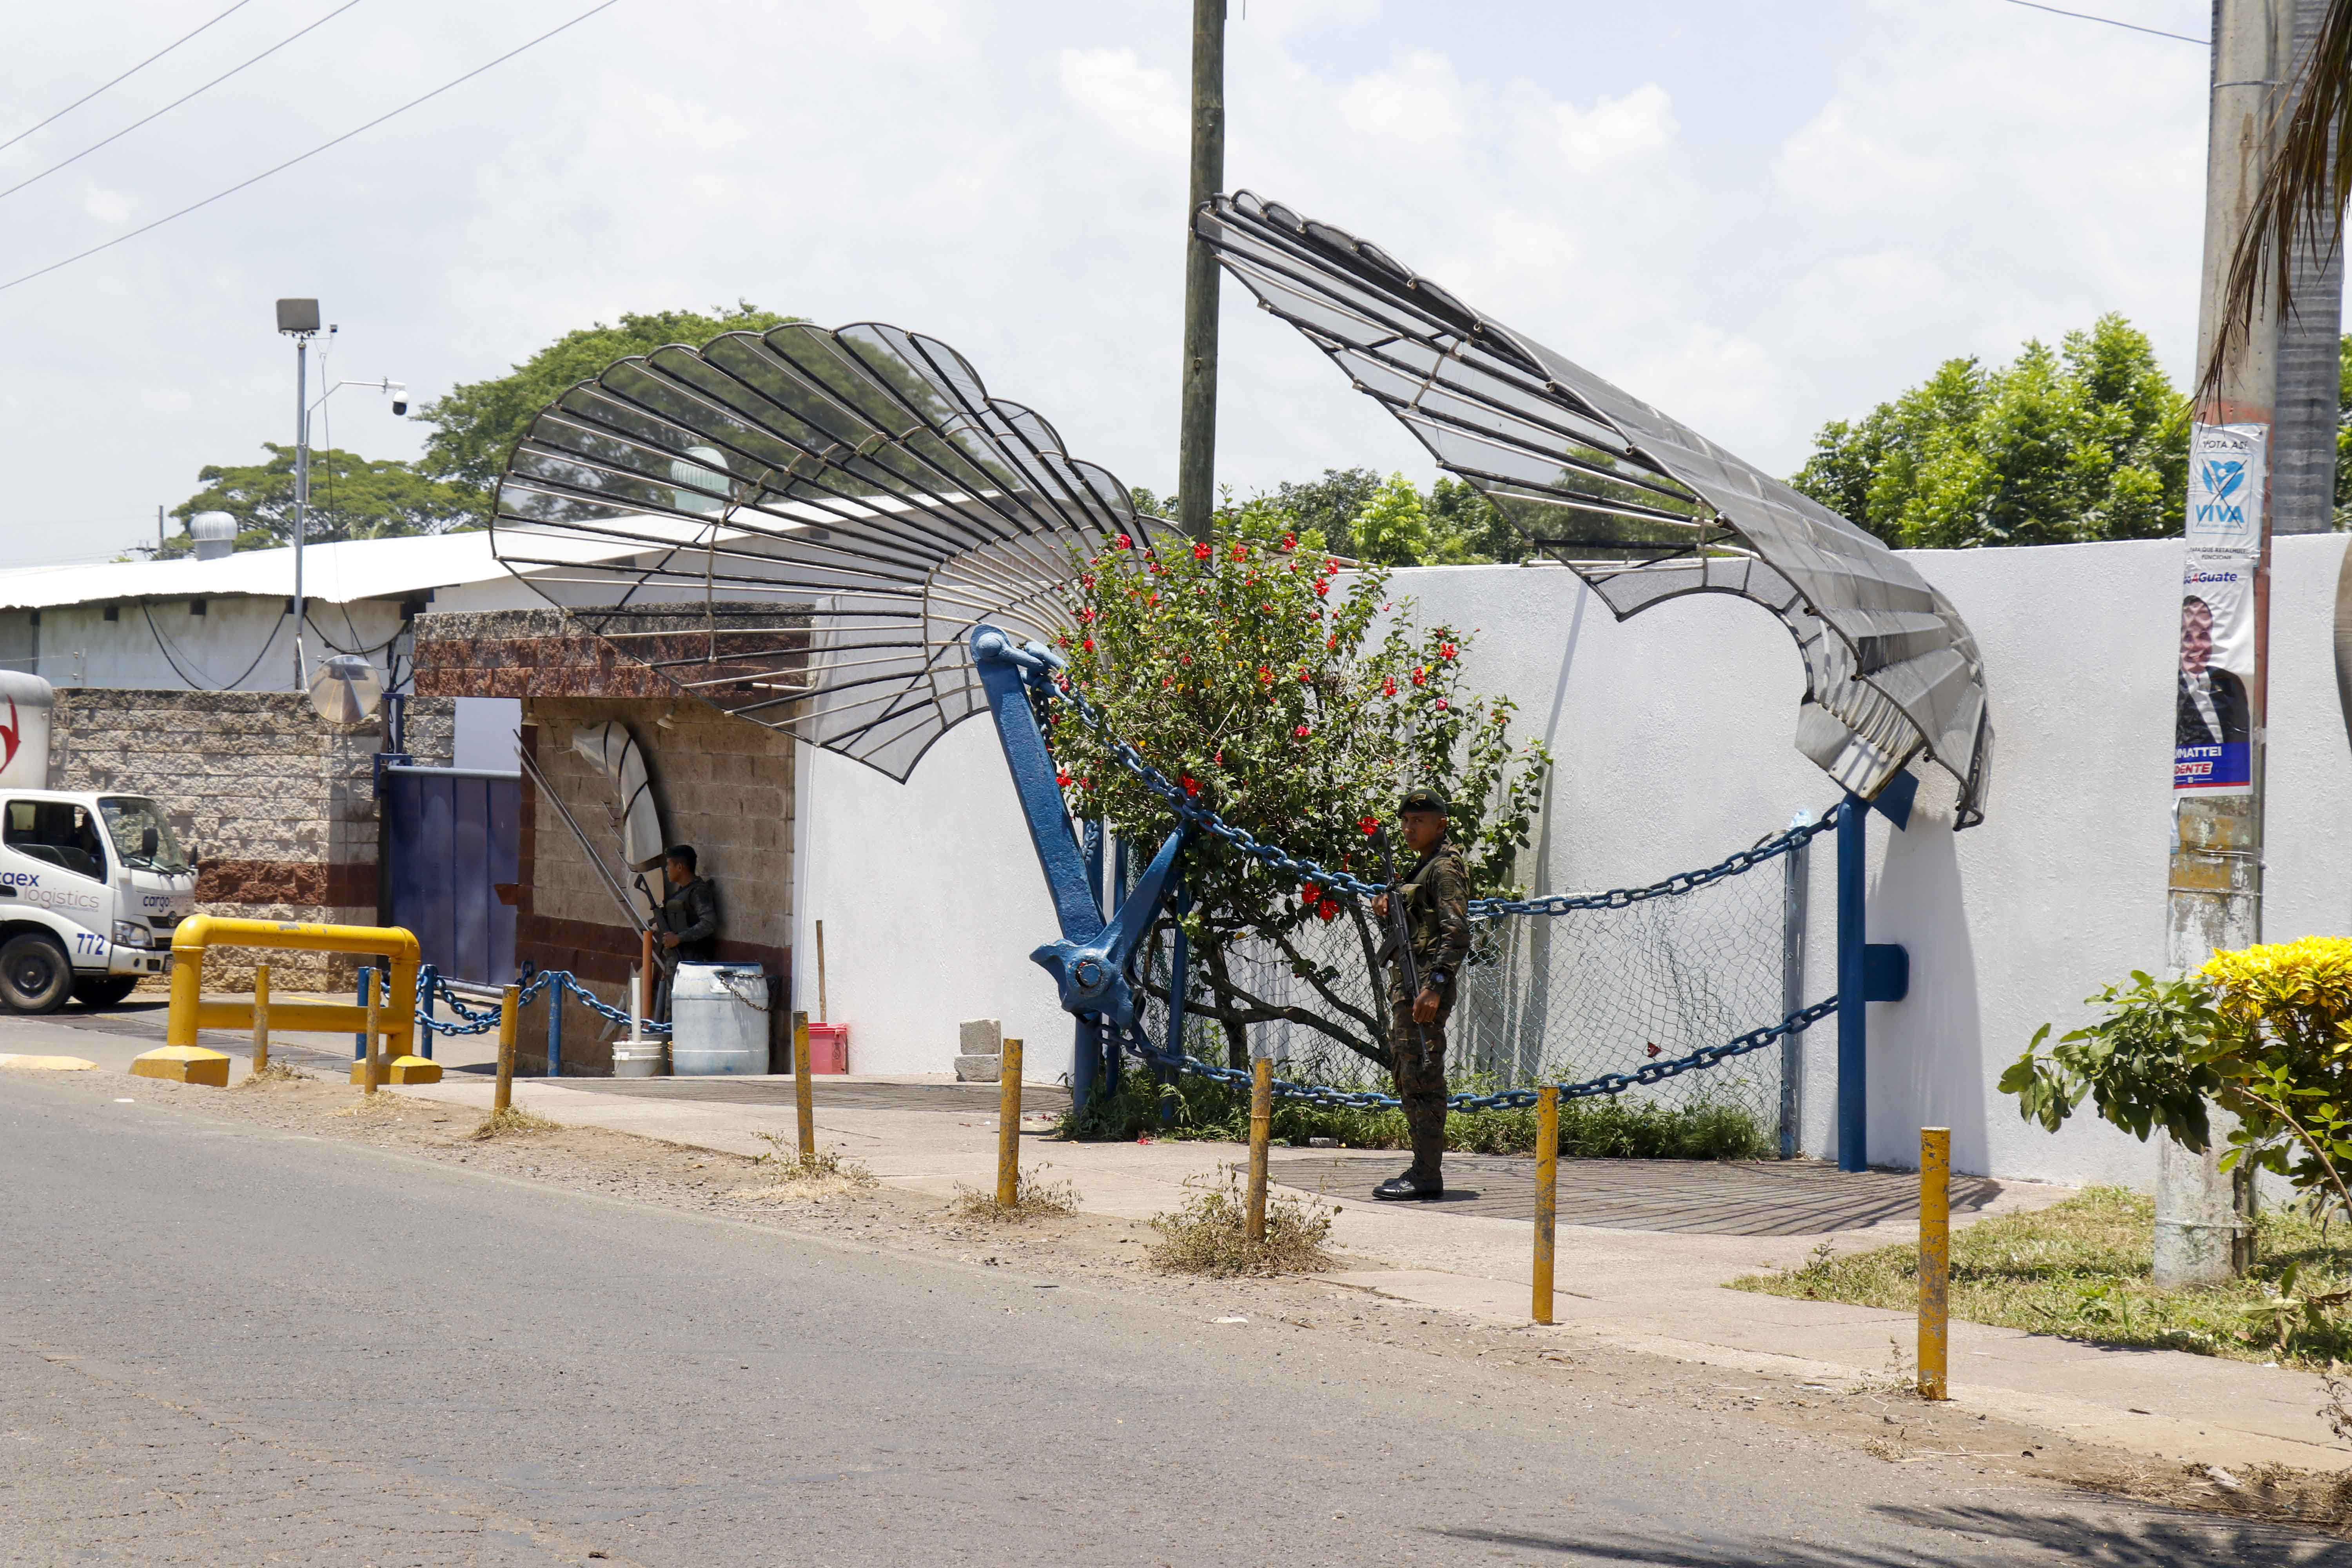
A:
[1175,0,1226,543]
[2160,0,2328,1287]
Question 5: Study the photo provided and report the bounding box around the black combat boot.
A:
[1373,1169,1444,1200]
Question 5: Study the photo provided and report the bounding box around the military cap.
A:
[1397,785,1450,815]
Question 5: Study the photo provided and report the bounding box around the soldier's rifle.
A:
[1374,824,1433,1057]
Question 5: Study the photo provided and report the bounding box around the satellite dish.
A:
[307,654,381,725]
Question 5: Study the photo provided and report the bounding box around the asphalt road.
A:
[0,1076,2338,1568]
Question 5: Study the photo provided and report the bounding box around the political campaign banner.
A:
[2175,421,2262,794]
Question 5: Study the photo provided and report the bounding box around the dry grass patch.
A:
[948,1166,1080,1223]
[730,1136,876,1201]
[1147,1165,1334,1278]
[235,1062,305,1088]
[469,1105,559,1140]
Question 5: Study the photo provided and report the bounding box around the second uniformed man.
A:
[1368,786,1472,1200]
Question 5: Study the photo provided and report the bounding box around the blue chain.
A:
[1116,996,1837,1111]
[1034,668,1838,915]
[402,965,673,1037]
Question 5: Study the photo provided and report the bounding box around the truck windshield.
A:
[98,797,189,874]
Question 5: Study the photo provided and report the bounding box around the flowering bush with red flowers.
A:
[1049,506,1548,1071]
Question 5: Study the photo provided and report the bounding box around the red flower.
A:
[1325,635,1338,651]
[1076,607,1095,623]
[1439,641,1458,661]
[1281,532,1298,550]
[1313,580,1330,599]
[1434,698,1448,712]
[1115,533,1133,550]
[1212,750,1223,765]
[1299,882,1320,905]
[1181,653,1192,665]
[1645,1043,1662,1059]
[1316,898,1340,922]
[1080,574,1095,588]
[1411,666,1427,686]
[1324,559,1341,576]
[1359,815,1380,835]
[1296,667,1312,684]
[1181,775,1200,797]
[1082,638,1094,652]
[1256,665,1274,685]
[1056,771,1072,788]
[1293,724,1311,739]
[1161,676,1174,688]
[1192,541,1212,560]
[1230,543,1248,562]
[1381,677,1397,697]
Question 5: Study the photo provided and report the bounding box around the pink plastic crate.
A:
[806,1023,849,1074]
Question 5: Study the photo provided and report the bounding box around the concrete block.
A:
[350,1056,442,1085]
[958,1018,1001,1056]
[129,1046,230,1087]
[954,1054,1002,1083]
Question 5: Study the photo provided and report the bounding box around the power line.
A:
[1996,0,2207,45]
[0,1,258,155]
[0,0,624,298]
[0,0,368,205]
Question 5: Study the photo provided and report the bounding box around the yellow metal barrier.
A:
[147,916,431,1086]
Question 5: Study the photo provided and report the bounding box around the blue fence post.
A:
[1836,795,1866,1172]
[420,973,437,1062]
[1071,820,1107,1114]
[1162,887,1191,1125]
[353,965,370,1062]
[547,977,564,1078]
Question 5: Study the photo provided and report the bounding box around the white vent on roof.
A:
[190,512,238,561]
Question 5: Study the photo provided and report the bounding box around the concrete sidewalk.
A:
[13,1009,2346,1474]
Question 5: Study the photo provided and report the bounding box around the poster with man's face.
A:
[2174,559,2256,792]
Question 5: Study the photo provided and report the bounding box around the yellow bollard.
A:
[1918,1126,1951,1400]
[250,963,271,1079]
[493,984,519,1114]
[1246,1056,1272,1242]
[362,987,382,1095]
[1533,1085,1559,1325]
[792,1009,815,1160]
[996,1036,1024,1208]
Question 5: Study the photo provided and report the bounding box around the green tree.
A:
[1426,475,1533,564]
[415,302,800,502]
[1270,467,1384,558]
[163,444,479,555]
[1791,314,2189,548]
[1349,471,1432,565]
[1049,507,1549,1072]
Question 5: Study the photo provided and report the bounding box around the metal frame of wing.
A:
[489,321,1147,782]
[1194,190,1993,827]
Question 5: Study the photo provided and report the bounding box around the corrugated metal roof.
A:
[0,529,646,612]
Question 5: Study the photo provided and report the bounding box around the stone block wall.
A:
[46,689,453,987]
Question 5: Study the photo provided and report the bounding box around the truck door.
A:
[0,798,112,965]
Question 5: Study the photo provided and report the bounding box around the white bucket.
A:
[612,1039,666,1078]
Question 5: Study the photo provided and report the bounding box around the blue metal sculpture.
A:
[971,626,1188,1109]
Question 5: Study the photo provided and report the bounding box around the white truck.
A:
[0,673,194,1013]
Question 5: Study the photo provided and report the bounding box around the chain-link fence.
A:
[1123,828,1808,1132]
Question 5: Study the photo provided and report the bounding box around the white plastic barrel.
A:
[669,963,768,1075]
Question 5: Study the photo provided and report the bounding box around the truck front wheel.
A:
[71,976,139,1009]
[0,934,72,1014]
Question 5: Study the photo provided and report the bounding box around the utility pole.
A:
[1175,0,1225,542]
[2161,0,2302,1287]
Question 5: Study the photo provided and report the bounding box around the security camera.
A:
[387,380,410,416]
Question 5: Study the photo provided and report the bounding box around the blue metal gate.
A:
[383,765,520,987]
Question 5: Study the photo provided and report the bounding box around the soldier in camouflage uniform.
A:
[1369,786,1472,1200]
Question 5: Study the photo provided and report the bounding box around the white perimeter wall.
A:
[783,534,2352,1185]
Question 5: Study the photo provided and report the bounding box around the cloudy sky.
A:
[0,0,2211,565]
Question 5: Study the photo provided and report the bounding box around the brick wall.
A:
[46,689,453,987]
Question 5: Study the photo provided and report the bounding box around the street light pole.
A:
[277,298,321,690]
[1175,0,1225,542]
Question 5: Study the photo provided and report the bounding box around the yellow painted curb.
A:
[0,1054,96,1071]
[349,1055,441,1085]
[129,1046,231,1088]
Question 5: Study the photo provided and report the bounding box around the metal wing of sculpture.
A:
[489,321,1144,781]
[1196,191,1995,826]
